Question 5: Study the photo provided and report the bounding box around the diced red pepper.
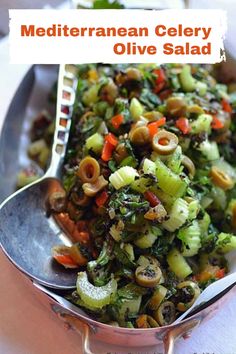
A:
[54,254,78,267]
[153,68,166,94]
[215,268,225,279]
[111,114,124,129]
[95,190,109,207]
[148,117,166,138]
[211,115,224,130]
[159,89,172,101]
[221,99,232,113]
[175,117,191,135]
[144,191,160,207]
[105,133,118,147]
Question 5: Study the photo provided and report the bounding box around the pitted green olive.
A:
[135,264,162,288]
[152,130,178,155]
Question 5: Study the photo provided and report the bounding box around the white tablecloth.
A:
[1,35,236,354]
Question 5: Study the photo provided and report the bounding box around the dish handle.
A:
[59,313,94,354]
[163,318,200,354]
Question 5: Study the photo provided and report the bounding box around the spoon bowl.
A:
[0,64,79,289]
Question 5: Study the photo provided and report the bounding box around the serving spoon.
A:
[0,64,79,290]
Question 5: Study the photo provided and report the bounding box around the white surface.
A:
[1,35,236,354]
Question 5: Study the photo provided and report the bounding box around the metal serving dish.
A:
[0,64,236,354]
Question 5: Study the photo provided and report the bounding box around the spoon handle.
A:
[46,64,78,178]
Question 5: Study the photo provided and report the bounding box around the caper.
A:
[182,155,196,179]
[77,156,100,183]
[129,125,150,145]
[135,264,162,288]
[82,175,108,197]
[166,96,187,117]
[136,314,159,328]
[148,285,168,311]
[210,166,234,190]
[176,281,201,312]
[152,130,178,155]
[114,143,128,163]
[153,301,176,326]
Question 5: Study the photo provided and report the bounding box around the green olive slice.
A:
[77,156,100,183]
[82,175,108,197]
[182,155,196,179]
[71,191,90,207]
[135,264,162,288]
[153,301,176,326]
[148,285,168,311]
[152,130,178,155]
[129,125,150,145]
[166,96,187,117]
[176,281,201,312]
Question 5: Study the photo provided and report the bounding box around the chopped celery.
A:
[198,212,211,235]
[85,132,104,154]
[131,176,152,193]
[162,198,189,232]
[123,243,135,261]
[76,272,117,309]
[191,114,212,134]
[119,156,138,168]
[135,226,161,249]
[226,199,236,216]
[167,248,192,279]
[188,199,200,220]
[150,187,176,210]
[130,97,144,121]
[198,140,220,161]
[143,158,157,175]
[155,159,188,198]
[179,65,196,92]
[166,146,183,174]
[109,166,139,190]
[119,296,142,319]
[195,81,207,96]
[82,84,99,106]
[177,221,201,257]
[216,233,236,253]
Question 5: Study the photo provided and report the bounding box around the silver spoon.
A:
[0,64,79,290]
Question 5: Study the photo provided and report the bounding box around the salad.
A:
[32,64,236,328]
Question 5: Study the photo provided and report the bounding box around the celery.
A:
[198,212,211,236]
[177,221,201,257]
[123,243,135,261]
[109,166,139,190]
[167,248,192,279]
[82,84,99,106]
[188,199,200,220]
[167,146,183,174]
[85,132,104,154]
[179,65,196,92]
[135,226,161,249]
[195,81,207,96]
[216,232,236,253]
[198,140,220,161]
[150,187,176,210]
[131,176,152,193]
[191,114,212,134]
[162,198,189,232]
[226,199,236,216]
[155,159,188,198]
[76,272,117,308]
[143,158,157,175]
[130,97,144,121]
